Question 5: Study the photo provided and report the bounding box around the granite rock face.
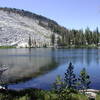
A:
[0,9,59,47]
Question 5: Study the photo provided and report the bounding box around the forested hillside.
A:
[0,7,99,48]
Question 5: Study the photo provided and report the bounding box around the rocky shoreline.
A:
[79,89,100,99]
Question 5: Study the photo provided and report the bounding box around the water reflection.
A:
[0,48,99,90]
[0,48,57,83]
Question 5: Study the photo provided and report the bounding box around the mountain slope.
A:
[0,7,64,47]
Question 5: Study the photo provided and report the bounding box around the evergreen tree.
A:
[64,62,77,89]
[51,34,55,46]
[78,68,91,92]
[85,27,91,45]
[95,27,99,45]
[57,36,61,46]
[53,75,65,92]
[28,35,32,48]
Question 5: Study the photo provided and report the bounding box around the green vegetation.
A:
[78,68,91,93]
[55,27,100,48]
[96,94,100,100]
[0,46,16,49]
[51,34,55,46]
[28,35,32,48]
[52,62,92,100]
[64,62,77,89]
[0,7,100,48]
[53,62,91,91]
[1,88,100,100]
[0,62,99,100]
[0,89,89,100]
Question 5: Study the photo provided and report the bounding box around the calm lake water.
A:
[0,48,100,90]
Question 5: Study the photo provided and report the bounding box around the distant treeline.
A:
[52,27,100,47]
[0,7,100,47]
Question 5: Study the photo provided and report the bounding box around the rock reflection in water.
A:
[0,48,57,83]
[0,48,100,90]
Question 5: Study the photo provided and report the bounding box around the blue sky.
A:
[0,0,100,30]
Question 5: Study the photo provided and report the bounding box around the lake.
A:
[0,48,100,90]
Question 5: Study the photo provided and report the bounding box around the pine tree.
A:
[53,75,65,92]
[64,62,77,89]
[78,68,91,92]
[51,34,55,46]
[28,35,32,48]
[95,27,99,46]
[57,36,61,46]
